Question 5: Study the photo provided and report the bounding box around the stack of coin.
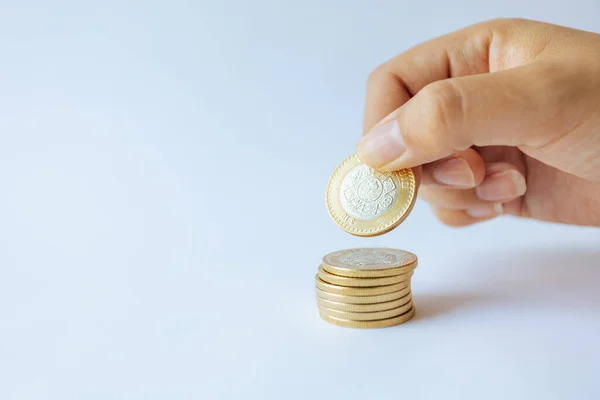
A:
[315,248,417,329]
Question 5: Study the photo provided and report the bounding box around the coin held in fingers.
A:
[325,154,417,237]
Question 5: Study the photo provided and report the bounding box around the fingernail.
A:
[356,120,405,168]
[465,203,504,218]
[433,158,476,187]
[475,170,527,201]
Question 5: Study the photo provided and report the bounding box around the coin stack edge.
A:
[315,248,417,329]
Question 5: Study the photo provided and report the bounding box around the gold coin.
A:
[321,248,417,278]
[325,153,418,237]
[319,306,416,329]
[319,300,413,321]
[316,292,411,312]
[315,285,411,304]
[315,276,409,296]
[317,265,413,287]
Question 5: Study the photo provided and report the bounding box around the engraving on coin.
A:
[324,248,416,270]
[339,164,397,220]
[325,154,417,237]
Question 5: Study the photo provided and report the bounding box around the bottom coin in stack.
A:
[319,307,416,329]
[319,300,413,321]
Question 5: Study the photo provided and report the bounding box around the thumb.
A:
[356,62,571,171]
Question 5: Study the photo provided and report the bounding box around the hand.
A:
[356,18,600,228]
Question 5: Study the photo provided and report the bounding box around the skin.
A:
[356,18,600,228]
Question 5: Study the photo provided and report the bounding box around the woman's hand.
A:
[356,18,600,227]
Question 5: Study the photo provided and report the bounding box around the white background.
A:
[1,1,600,399]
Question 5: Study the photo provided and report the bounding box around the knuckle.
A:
[485,17,529,34]
[441,219,467,228]
[417,186,436,203]
[487,17,524,28]
[417,80,466,147]
[420,186,473,209]
[419,186,452,206]
[366,65,390,87]
[443,217,471,227]
[421,81,462,130]
[433,207,471,227]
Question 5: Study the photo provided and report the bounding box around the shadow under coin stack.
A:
[315,248,418,329]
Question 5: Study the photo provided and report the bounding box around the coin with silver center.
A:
[325,154,417,237]
[322,248,417,277]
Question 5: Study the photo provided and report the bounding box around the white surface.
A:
[0,1,599,399]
